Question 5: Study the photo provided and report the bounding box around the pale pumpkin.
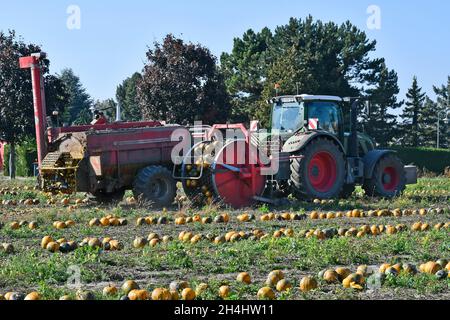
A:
[257,287,275,300]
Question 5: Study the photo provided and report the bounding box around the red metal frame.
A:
[19,54,48,170]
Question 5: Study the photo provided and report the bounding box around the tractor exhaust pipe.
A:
[19,53,48,171]
[348,100,359,158]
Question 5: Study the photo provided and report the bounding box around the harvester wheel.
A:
[133,166,176,208]
[363,154,406,198]
[290,138,345,200]
[92,190,125,204]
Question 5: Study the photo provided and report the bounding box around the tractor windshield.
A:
[272,103,303,133]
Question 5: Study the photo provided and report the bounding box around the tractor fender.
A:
[363,150,396,179]
[282,130,346,155]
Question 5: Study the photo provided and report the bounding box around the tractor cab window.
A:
[307,102,341,135]
[272,102,304,134]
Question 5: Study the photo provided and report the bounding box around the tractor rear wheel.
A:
[290,138,346,200]
[133,166,177,208]
[363,154,406,198]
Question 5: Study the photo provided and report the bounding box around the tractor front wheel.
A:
[363,154,406,198]
[133,166,177,208]
[290,138,346,200]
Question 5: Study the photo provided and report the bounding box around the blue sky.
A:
[1,0,449,106]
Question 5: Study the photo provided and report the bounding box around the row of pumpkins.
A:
[133,220,449,248]
[2,260,448,300]
[310,208,445,220]
[41,236,123,253]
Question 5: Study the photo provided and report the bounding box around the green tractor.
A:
[260,94,417,200]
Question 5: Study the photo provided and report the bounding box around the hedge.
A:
[390,146,450,174]
[3,138,38,177]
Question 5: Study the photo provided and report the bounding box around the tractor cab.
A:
[269,95,375,156]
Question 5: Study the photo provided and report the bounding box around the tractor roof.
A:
[273,95,343,103]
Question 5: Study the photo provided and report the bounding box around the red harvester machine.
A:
[20,53,183,207]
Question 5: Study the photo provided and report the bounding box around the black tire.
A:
[92,189,125,204]
[363,154,406,198]
[290,138,346,200]
[340,184,356,199]
[133,166,176,208]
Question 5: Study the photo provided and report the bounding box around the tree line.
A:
[1,16,449,177]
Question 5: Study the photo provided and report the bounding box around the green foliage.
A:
[390,145,450,174]
[137,34,231,125]
[221,16,388,127]
[363,64,403,146]
[432,77,450,148]
[116,72,142,121]
[3,137,37,177]
[58,68,93,125]
[400,77,426,147]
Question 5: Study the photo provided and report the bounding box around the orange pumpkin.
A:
[151,288,171,300]
[24,292,40,300]
[237,272,251,284]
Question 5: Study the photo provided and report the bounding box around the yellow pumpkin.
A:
[342,273,364,288]
[237,272,251,284]
[181,288,196,300]
[46,241,60,253]
[411,222,422,231]
[122,280,139,294]
[299,276,318,292]
[218,286,230,299]
[356,265,368,276]
[275,279,292,292]
[133,237,147,249]
[41,236,53,249]
[335,267,351,281]
[55,221,67,230]
[257,287,275,300]
[89,218,101,227]
[103,286,118,296]
[28,221,38,230]
[323,270,339,283]
[310,211,319,220]
[421,223,430,231]
[379,263,391,274]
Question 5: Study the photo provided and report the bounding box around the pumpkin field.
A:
[0,177,449,301]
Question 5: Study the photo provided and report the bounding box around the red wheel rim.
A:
[307,151,337,193]
[382,166,399,192]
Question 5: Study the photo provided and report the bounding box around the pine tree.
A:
[400,77,426,147]
[433,77,450,149]
[420,97,438,148]
[58,68,93,125]
[364,65,403,146]
[116,72,142,121]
